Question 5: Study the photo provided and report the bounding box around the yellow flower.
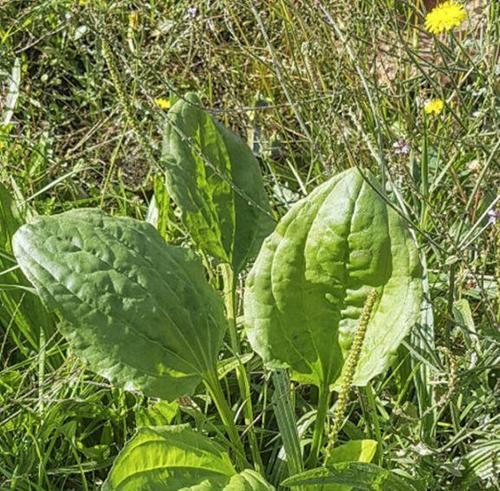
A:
[425,1,467,35]
[424,98,445,115]
[129,11,139,30]
[154,98,171,110]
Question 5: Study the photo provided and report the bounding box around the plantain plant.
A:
[10,95,423,490]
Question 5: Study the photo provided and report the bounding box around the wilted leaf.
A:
[2,57,21,126]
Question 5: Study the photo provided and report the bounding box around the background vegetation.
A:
[0,1,498,489]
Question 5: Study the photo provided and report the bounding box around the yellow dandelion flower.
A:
[425,1,467,35]
[154,98,171,110]
[424,98,445,115]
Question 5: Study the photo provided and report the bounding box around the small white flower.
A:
[487,209,499,225]
[393,139,410,156]
[467,160,481,172]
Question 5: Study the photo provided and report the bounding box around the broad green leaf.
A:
[12,209,226,400]
[103,425,275,491]
[103,425,234,490]
[161,93,274,273]
[326,440,377,466]
[322,440,377,491]
[281,463,419,490]
[135,400,179,427]
[0,182,54,352]
[224,470,276,490]
[244,168,422,390]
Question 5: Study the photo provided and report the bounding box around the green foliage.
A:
[161,93,274,273]
[244,168,422,390]
[103,425,274,491]
[319,440,378,491]
[11,163,426,488]
[135,400,179,427]
[0,182,54,353]
[12,209,226,400]
[325,440,377,466]
[0,1,498,488]
[271,371,304,479]
[9,170,424,488]
[0,182,20,247]
[281,462,420,490]
[458,438,500,490]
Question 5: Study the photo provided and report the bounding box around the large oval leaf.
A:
[161,93,275,273]
[103,425,275,490]
[12,209,226,400]
[244,168,422,389]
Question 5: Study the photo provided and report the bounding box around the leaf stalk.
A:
[220,263,264,472]
[203,368,250,471]
[307,381,331,467]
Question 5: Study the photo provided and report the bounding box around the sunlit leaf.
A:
[281,462,419,490]
[103,425,275,490]
[161,93,274,273]
[245,168,422,390]
[13,209,226,400]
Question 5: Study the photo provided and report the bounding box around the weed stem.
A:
[203,368,250,471]
[220,263,264,472]
[307,381,331,467]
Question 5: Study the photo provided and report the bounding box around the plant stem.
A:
[203,368,249,471]
[362,384,383,465]
[221,263,240,354]
[420,113,429,230]
[307,381,331,467]
[220,263,264,472]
